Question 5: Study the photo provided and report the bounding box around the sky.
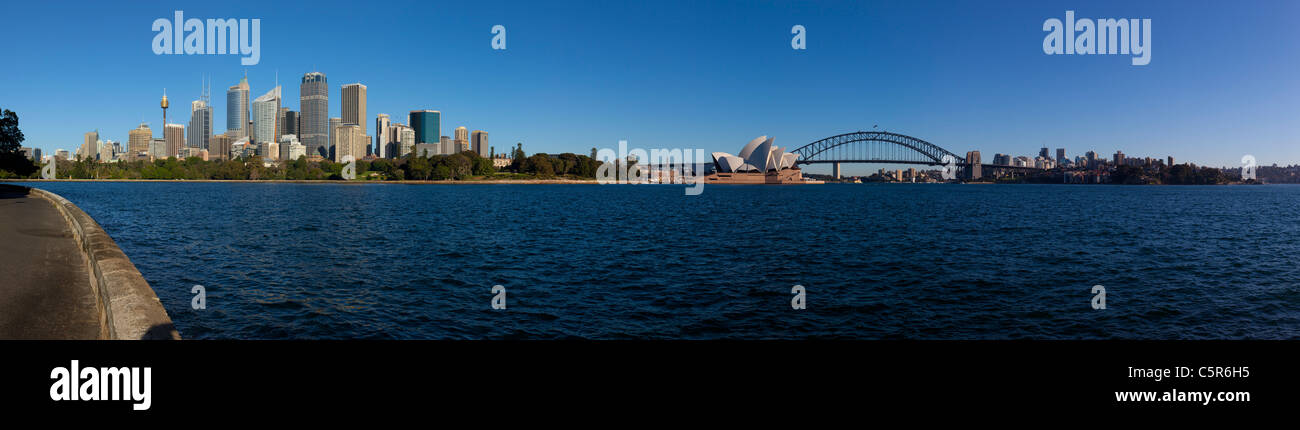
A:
[1,0,1297,175]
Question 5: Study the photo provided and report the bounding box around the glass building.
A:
[409,110,440,145]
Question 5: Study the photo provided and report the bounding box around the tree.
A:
[0,108,36,177]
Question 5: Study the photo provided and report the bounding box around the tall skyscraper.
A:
[187,77,213,150]
[471,130,489,158]
[341,83,367,135]
[300,72,329,157]
[1056,148,1066,165]
[128,123,152,158]
[165,124,185,158]
[409,110,440,145]
[1168,156,1175,166]
[251,86,282,144]
[226,76,250,139]
[374,114,390,158]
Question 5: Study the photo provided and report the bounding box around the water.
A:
[9,182,1300,339]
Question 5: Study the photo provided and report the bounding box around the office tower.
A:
[165,124,185,158]
[1039,147,1049,159]
[1168,156,1174,167]
[453,126,468,153]
[341,83,367,136]
[97,140,112,162]
[409,110,440,144]
[1114,150,1125,166]
[332,124,366,163]
[279,134,302,161]
[226,76,250,139]
[128,123,152,158]
[149,138,166,159]
[439,136,451,155]
[210,134,233,160]
[397,125,415,157]
[375,114,390,158]
[188,99,213,150]
[80,131,99,160]
[1056,148,1066,165]
[300,72,329,157]
[280,108,299,138]
[965,150,982,180]
[328,117,342,159]
[471,130,489,158]
[251,86,282,144]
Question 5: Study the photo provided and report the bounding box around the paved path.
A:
[0,186,102,339]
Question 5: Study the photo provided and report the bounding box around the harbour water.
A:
[10,182,1300,339]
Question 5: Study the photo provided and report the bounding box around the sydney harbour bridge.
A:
[789,131,1042,179]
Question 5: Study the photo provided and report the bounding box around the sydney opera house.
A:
[707,136,819,184]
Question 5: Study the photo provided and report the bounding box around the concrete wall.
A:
[29,187,180,340]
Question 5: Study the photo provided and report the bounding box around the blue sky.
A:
[2,0,1297,175]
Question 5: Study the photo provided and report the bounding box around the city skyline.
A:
[2,0,1298,175]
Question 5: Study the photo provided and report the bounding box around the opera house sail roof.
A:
[710,136,800,173]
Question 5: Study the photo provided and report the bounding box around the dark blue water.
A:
[9,182,1300,339]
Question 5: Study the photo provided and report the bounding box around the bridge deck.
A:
[0,186,102,339]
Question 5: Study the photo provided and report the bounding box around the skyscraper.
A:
[333,124,365,163]
[409,110,440,145]
[226,76,250,139]
[187,77,213,150]
[251,86,282,144]
[1056,148,1066,165]
[471,130,489,158]
[341,83,367,135]
[210,134,233,161]
[128,123,152,158]
[374,113,390,158]
[165,124,185,158]
[300,72,329,157]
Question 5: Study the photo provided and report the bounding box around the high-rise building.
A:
[471,130,489,158]
[300,72,329,157]
[374,114,390,158]
[226,76,250,139]
[965,150,982,180]
[332,124,366,163]
[279,108,299,138]
[1114,150,1125,167]
[1039,147,1049,159]
[164,124,185,158]
[453,126,468,154]
[251,86,282,144]
[409,110,440,145]
[439,135,451,155]
[128,123,152,158]
[342,83,367,136]
[1167,156,1175,167]
[210,134,233,160]
[187,99,212,150]
[397,125,415,157]
[79,131,99,160]
[328,117,342,159]
[1056,148,1066,165]
[97,140,112,162]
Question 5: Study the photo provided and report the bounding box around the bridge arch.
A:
[790,131,965,166]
